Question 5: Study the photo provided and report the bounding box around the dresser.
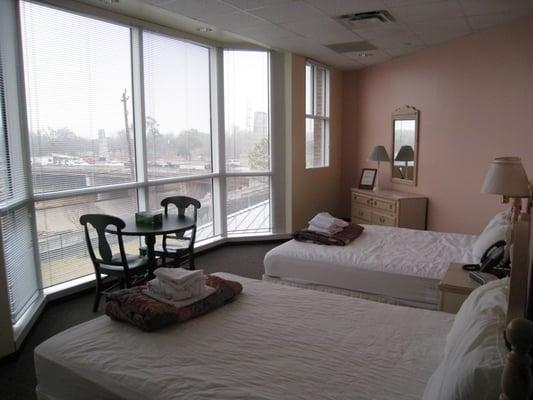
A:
[351,188,428,230]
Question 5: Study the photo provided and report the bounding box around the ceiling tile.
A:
[344,49,392,65]
[408,17,471,35]
[302,0,387,17]
[309,29,363,45]
[222,0,295,10]
[384,45,426,57]
[236,23,295,41]
[388,1,465,23]
[353,23,412,40]
[160,0,238,19]
[248,1,324,23]
[459,0,533,16]
[467,11,528,31]
[383,0,445,6]
[280,16,348,37]
[200,11,272,31]
[421,30,471,45]
[369,33,424,49]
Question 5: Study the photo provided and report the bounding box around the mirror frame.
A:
[391,105,419,186]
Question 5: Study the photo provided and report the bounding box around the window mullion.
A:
[212,47,227,238]
[131,27,148,212]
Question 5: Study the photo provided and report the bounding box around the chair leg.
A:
[93,274,101,312]
[189,250,195,270]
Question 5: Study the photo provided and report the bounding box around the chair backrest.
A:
[79,214,127,269]
[161,196,201,222]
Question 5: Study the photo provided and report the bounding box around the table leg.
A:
[145,234,157,278]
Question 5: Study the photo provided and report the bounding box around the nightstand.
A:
[438,263,481,313]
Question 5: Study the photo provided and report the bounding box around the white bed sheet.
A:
[35,273,454,400]
[264,225,478,307]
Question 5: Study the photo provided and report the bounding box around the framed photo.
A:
[359,168,377,190]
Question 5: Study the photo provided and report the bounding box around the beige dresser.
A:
[351,188,428,230]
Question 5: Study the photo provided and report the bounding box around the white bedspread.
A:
[35,273,454,400]
[264,225,478,307]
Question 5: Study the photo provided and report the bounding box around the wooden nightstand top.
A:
[438,263,481,295]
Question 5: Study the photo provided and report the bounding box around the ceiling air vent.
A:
[325,41,377,54]
[336,10,395,30]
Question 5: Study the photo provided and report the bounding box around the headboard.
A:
[500,211,533,400]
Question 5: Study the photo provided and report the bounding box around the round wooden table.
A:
[106,214,196,275]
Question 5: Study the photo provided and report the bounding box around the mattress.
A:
[264,225,478,308]
[35,273,455,400]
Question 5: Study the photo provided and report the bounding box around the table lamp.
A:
[368,145,390,192]
[394,145,414,180]
[481,156,531,260]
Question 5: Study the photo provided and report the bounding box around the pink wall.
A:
[341,15,533,235]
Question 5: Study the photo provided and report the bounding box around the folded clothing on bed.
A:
[307,212,348,234]
[143,267,209,303]
[104,275,243,331]
[293,223,364,246]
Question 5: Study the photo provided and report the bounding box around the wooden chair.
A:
[153,196,200,270]
[80,214,149,312]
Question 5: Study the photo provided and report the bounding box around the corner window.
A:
[305,62,329,169]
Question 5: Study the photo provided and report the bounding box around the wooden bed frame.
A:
[500,210,533,400]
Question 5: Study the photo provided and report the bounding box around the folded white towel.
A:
[143,285,215,308]
[307,223,343,235]
[154,267,204,285]
[146,276,206,301]
[308,212,348,230]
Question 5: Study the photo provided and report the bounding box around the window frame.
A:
[305,60,330,169]
[16,1,281,291]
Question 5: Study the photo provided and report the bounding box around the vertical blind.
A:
[0,30,40,324]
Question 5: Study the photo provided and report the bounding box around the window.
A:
[21,2,135,193]
[16,2,278,290]
[224,51,269,173]
[143,32,212,180]
[305,62,329,169]
[224,50,271,234]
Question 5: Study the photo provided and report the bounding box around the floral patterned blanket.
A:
[105,275,243,331]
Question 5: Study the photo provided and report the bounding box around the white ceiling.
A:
[107,0,533,69]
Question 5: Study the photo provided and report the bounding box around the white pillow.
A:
[472,224,508,260]
[482,210,511,235]
[422,279,508,400]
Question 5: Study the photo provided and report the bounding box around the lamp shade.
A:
[368,145,390,162]
[395,145,414,162]
[481,157,530,197]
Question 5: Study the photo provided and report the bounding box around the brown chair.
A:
[153,196,200,270]
[80,214,149,312]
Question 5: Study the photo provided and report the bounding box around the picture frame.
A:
[359,168,377,190]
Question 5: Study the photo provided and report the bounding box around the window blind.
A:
[143,31,212,181]
[20,1,136,194]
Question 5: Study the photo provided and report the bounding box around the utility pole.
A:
[120,89,135,177]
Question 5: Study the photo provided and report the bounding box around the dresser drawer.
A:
[373,198,396,213]
[352,192,375,208]
[371,212,395,227]
[352,206,372,223]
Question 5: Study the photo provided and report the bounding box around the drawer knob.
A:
[367,199,372,205]
[380,217,385,223]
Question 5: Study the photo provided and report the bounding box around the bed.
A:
[264,224,479,309]
[34,212,533,400]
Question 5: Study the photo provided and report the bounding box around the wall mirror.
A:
[391,105,419,186]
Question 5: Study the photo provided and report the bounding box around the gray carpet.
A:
[0,241,282,400]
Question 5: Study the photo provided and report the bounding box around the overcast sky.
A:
[20,1,268,141]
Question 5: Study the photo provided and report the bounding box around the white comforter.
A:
[35,273,454,400]
[266,224,478,280]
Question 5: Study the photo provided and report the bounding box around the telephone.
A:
[462,240,510,278]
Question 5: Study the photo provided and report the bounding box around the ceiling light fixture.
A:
[359,52,373,57]
[197,27,213,33]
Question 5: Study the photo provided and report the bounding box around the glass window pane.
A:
[35,189,138,288]
[0,61,10,204]
[227,176,270,234]
[306,118,328,168]
[305,64,312,115]
[224,51,270,173]
[148,179,214,241]
[143,32,212,180]
[21,2,135,193]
